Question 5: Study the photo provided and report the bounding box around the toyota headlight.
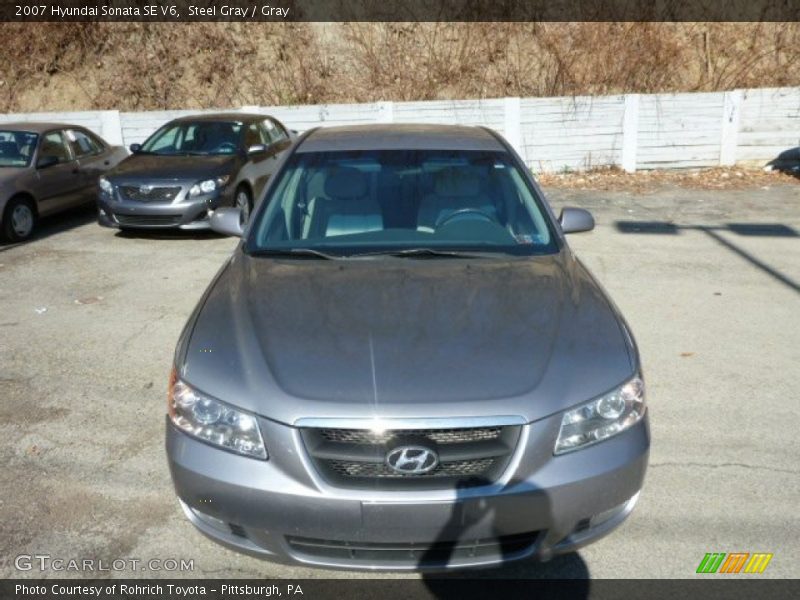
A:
[555,377,645,454]
[98,177,113,195]
[167,369,267,459]
[188,175,230,197]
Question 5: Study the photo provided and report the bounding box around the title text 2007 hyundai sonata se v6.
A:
[166,124,649,570]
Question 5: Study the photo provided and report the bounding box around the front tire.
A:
[234,186,253,226]
[2,196,37,242]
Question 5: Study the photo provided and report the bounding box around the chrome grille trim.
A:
[319,427,502,445]
[294,415,527,429]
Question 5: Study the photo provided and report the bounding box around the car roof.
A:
[297,124,507,153]
[170,112,268,124]
[0,122,88,133]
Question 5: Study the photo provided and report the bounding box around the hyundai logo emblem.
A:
[139,185,153,194]
[385,446,439,475]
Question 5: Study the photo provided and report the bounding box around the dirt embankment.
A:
[2,22,799,112]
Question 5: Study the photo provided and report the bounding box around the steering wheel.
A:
[435,208,499,229]
[214,142,238,153]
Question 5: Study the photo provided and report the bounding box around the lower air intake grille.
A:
[286,532,539,566]
[115,214,182,227]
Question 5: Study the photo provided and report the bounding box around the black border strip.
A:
[1,0,800,22]
[2,579,799,600]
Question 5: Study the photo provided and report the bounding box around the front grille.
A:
[300,424,520,490]
[120,185,182,203]
[319,427,502,445]
[286,532,539,566]
[328,458,494,479]
[115,214,182,227]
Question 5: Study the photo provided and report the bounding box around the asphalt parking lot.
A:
[0,183,797,579]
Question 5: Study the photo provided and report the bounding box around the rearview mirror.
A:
[36,155,59,169]
[559,207,595,234]
[210,207,244,237]
[129,143,141,153]
[247,144,267,156]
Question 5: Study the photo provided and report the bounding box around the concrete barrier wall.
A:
[2,87,798,172]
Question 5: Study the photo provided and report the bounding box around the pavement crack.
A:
[120,313,169,350]
[650,461,799,475]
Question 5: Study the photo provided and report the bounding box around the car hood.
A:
[180,251,636,425]
[107,154,236,181]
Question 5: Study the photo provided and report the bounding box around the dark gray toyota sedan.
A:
[97,113,292,231]
[166,124,649,570]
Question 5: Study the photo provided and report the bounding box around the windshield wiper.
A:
[350,248,501,259]
[249,248,338,260]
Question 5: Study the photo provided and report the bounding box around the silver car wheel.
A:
[11,203,34,238]
[236,190,251,224]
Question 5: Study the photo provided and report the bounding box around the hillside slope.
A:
[1,22,799,112]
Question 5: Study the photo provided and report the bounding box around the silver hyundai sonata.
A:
[166,124,649,570]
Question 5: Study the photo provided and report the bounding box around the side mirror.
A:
[36,155,59,169]
[247,144,267,156]
[210,207,244,237]
[129,143,141,153]
[559,207,595,234]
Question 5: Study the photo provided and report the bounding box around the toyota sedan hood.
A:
[108,154,236,181]
[180,251,636,425]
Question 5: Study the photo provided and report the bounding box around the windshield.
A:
[140,121,243,156]
[247,149,558,257]
[0,130,38,167]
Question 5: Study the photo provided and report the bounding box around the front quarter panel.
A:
[174,253,239,372]
[0,168,38,215]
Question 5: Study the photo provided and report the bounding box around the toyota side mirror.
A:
[129,143,142,153]
[210,207,244,237]
[559,207,595,234]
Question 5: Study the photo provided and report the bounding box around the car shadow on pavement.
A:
[420,476,590,599]
[0,203,96,252]
[615,220,800,294]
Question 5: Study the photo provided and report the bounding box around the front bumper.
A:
[166,412,649,571]
[97,187,233,230]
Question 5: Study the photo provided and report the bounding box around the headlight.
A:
[167,369,267,459]
[188,175,230,197]
[98,177,113,195]
[554,376,645,454]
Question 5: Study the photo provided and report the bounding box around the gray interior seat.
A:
[416,167,497,231]
[302,167,383,239]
